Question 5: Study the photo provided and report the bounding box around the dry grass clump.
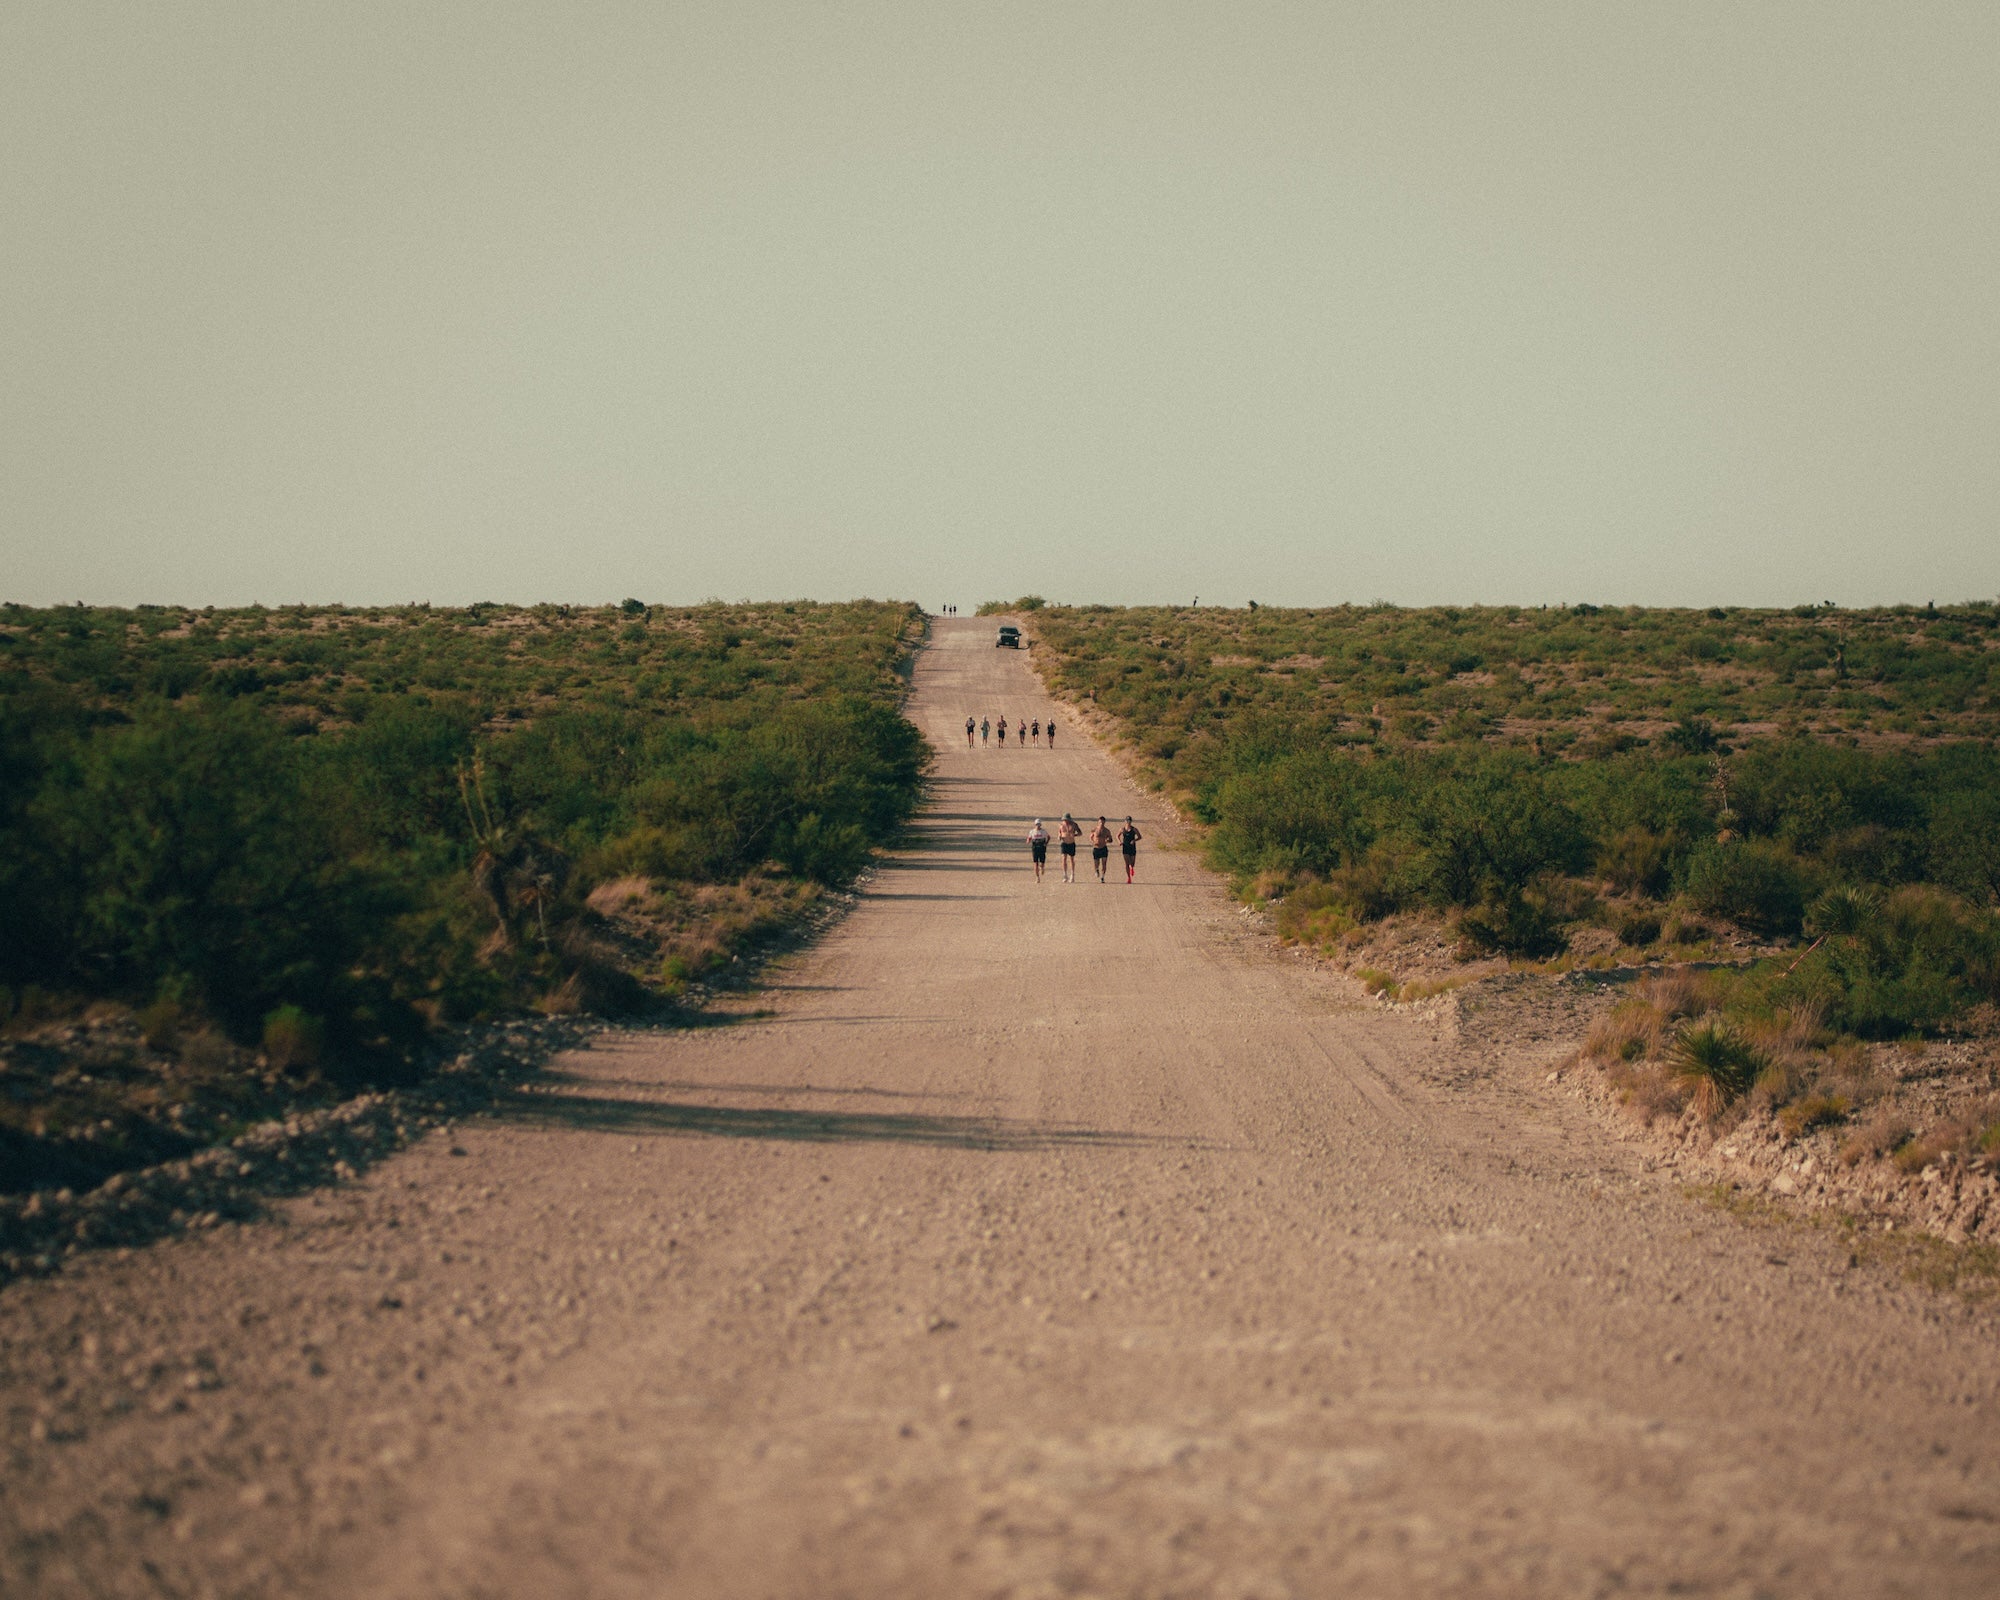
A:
[1578,972,1858,1128]
[1343,966,1463,1003]
[620,873,822,997]
[1777,1091,1852,1138]
[1841,1107,1914,1166]
[1643,967,1724,1019]
[1583,1000,1664,1063]
[1740,1000,1828,1112]
[1880,1097,2000,1177]
[1273,883,1359,949]
[1580,970,1728,1066]
[584,875,653,914]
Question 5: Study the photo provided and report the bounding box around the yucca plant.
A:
[1806,884,1880,940]
[1669,1020,1764,1118]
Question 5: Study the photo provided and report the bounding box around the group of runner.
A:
[957,711,1139,882]
[965,714,1057,749]
[1026,814,1142,884]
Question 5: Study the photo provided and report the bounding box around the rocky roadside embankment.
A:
[0,869,876,1289]
[0,1017,602,1286]
[1451,974,2000,1253]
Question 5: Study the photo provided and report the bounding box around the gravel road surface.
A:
[4,616,1997,1598]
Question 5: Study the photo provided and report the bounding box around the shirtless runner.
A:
[1089,816,1113,883]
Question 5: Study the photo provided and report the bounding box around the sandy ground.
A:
[4,616,1998,1599]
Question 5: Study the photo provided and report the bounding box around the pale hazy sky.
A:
[4,4,1996,609]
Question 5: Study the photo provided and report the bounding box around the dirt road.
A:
[5,617,1998,1598]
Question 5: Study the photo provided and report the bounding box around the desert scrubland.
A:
[0,600,927,1217]
[1026,599,2000,1260]
[2,606,1997,1598]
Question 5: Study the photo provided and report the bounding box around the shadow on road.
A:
[559,1077,997,1103]
[494,1090,1179,1152]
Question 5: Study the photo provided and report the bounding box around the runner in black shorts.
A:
[1057,813,1081,882]
[1119,817,1142,883]
[1090,816,1112,882]
[1047,720,1057,749]
[1026,818,1049,882]
[965,716,975,747]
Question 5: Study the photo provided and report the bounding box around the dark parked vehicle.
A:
[996,625,1022,649]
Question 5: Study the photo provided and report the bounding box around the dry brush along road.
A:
[4,617,1997,1598]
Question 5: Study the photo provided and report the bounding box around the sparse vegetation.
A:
[1034,601,2000,1191]
[1034,600,1998,979]
[0,599,929,1190]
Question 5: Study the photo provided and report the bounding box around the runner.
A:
[965,716,975,747]
[1090,816,1112,883]
[1119,816,1142,883]
[1047,719,1057,750]
[1027,818,1049,882]
[980,717,990,744]
[998,716,1008,746]
[1030,718,1041,746]
[1057,813,1081,882]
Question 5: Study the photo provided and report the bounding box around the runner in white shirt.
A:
[1026,819,1049,882]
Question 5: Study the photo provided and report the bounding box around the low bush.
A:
[262,1005,326,1073]
[1273,884,1357,948]
[1681,839,1814,937]
[1598,827,1677,897]
[1616,910,1664,948]
[1452,891,1569,958]
[1761,885,2000,1037]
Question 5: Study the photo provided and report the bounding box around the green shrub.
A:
[1452,891,1569,958]
[1774,885,2000,1037]
[0,600,929,1084]
[1681,839,1813,937]
[1616,910,1663,948]
[262,1005,326,1072]
[1929,786,2000,906]
[1597,826,1675,897]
